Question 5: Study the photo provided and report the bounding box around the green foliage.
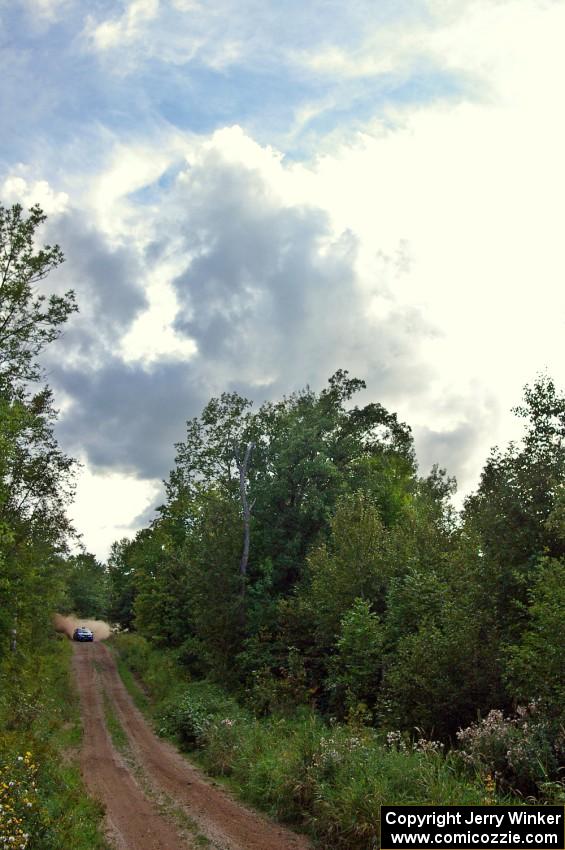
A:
[0,638,108,850]
[111,632,186,707]
[63,553,108,619]
[464,374,565,639]
[111,631,151,674]
[327,598,383,716]
[180,489,245,680]
[133,525,194,648]
[504,557,565,717]
[0,202,76,387]
[163,369,417,604]
[381,531,503,737]
[380,616,489,738]
[305,493,390,646]
[0,386,76,654]
[160,681,244,749]
[107,537,138,629]
[107,371,565,822]
[0,201,77,657]
[346,452,417,528]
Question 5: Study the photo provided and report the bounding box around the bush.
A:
[160,681,244,749]
[456,706,565,797]
[112,633,187,707]
[201,715,246,776]
[110,633,150,675]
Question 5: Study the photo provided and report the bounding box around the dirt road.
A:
[72,642,312,850]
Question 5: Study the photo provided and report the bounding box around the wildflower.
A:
[386,730,408,752]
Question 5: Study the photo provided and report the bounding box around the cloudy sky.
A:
[2,0,564,558]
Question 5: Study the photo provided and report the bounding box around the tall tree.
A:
[0,201,77,655]
[463,375,565,638]
[64,553,108,619]
[0,202,76,388]
[235,441,255,591]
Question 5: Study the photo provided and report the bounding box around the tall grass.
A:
[0,636,108,850]
[110,632,187,712]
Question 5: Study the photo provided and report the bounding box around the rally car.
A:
[73,626,94,642]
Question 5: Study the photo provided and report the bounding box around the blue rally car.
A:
[73,626,94,642]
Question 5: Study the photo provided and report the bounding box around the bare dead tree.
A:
[235,441,255,594]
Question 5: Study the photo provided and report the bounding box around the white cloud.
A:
[87,0,159,51]
[84,132,189,237]
[120,264,198,366]
[20,0,71,23]
[2,174,69,215]
[301,46,395,78]
[76,0,435,73]
[69,464,161,559]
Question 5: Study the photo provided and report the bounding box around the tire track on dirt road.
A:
[74,642,312,850]
[72,643,192,849]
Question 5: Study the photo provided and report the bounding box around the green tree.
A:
[0,201,77,655]
[151,372,419,688]
[168,370,417,600]
[380,522,505,738]
[0,202,76,388]
[133,525,194,648]
[107,537,138,629]
[464,375,565,639]
[504,557,565,718]
[249,370,416,592]
[327,598,384,717]
[304,492,390,648]
[64,553,108,619]
[180,489,243,680]
[0,388,74,546]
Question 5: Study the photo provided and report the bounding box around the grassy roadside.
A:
[110,633,520,850]
[0,636,109,850]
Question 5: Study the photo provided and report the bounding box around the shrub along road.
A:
[72,642,311,850]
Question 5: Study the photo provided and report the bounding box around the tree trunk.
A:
[236,441,255,594]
